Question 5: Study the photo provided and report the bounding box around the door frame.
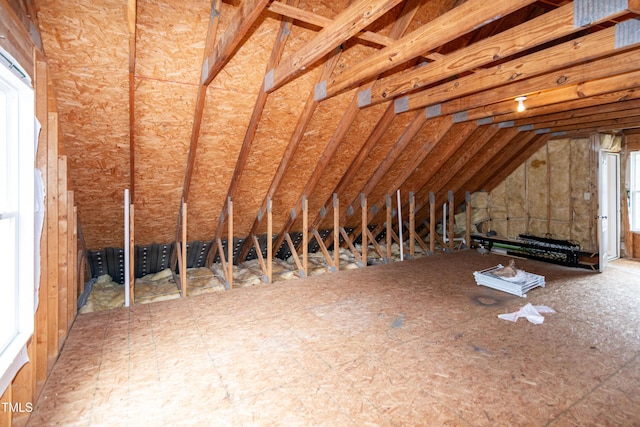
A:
[598,148,621,271]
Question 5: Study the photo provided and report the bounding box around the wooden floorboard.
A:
[26,251,640,426]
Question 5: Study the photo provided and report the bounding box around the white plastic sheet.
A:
[498,303,556,324]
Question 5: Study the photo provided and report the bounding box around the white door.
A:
[598,150,620,272]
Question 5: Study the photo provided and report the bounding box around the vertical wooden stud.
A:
[46,112,59,367]
[397,190,404,261]
[302,196,308,277]
[333,194,339,271]
[267,197,273,284]
[228,198,233,289]
[429,192,435,254]
[67,192,76,329]
[386,195,392,260]
[448,190,455,251]
[129,204,135,304]
[465,191,472,249]
[35,57,48,393]
[181,202,188,297]
[361,193,367,266]
[409,192,415,256]
[73,206,79,307]
[124,190,131,307]
[57,156,68,349]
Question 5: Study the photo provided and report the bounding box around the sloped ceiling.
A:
[35,0,640,255]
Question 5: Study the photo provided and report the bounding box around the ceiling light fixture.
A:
[515,96,527,113]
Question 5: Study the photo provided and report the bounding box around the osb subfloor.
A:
[28,251,640,426]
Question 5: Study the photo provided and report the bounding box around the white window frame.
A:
[0,52,35,396]
[631,151,640,232]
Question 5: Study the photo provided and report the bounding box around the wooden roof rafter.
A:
[208,0,301,265]
[263,0,405,94]
[363,120,481,231]
[267,0,423,256]
[175,0,223,271]
[363,1,640,110]
[519,99,640,130]
[412,127,529,228]
[366,123,500,232]
[443,130,541,216]
[534,114,640,135]
[181,0,268,208]
[269,89,368,255]
[234,47,344,264]
[359,2,618,109]
[415,124,502,205]
[304,101,396,237]
[368,118,467,221]
[128,0,137,200]
[316,0,541,102]
[461,67,640,126]
[267,1,394,47]
[340,107,429,231]
[177,0,272,269]
[483,88,640,125]
[202,0,274,86]
[395,22,640,114]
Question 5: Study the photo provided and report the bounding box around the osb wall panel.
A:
[407,0,458,34]
[269,37,376,233]
[488,138,597,250]
[367,120,429,213]
[133,0,212,245]
[134,79,196,245]
[407,122,484,223]
[311,102,390,230]
[364,115,463,229]
[135,0,210,84]
[187,11,280,241]
[342,112,415,228]
[187,89,257,241]
[302,0,453,231]
[271,88,356,231]
[230,15,330,237]
[36,0,130,249]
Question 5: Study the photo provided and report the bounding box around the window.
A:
[0,51,35,395]
[631,151,640,232]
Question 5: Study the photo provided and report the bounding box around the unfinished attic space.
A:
[2,0,640,425]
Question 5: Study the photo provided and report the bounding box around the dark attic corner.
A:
[2,0,640,425]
